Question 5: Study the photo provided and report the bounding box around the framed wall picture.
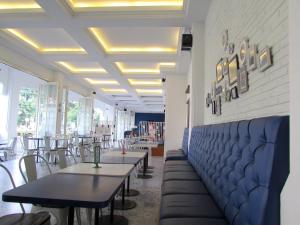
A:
[215,85,223,95]
[239,38,249,65]
[228,43,235,55]
[206,93,212,107]
[216,96,222,116]
[216,59,224,83]
[231,86,239,99]
[248,44,257,71]
[222,29,228,51]
[228,55,239,85]
[212,100,216,114]
[259,46,272,72]
[238,66,249,94]
[222,58,229,76]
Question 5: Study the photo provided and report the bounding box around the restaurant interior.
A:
[0,0,299,225]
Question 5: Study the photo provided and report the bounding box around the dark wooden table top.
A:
[100,156,142,165]
[2,173,124,208]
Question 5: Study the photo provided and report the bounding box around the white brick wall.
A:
[204,0,289,124]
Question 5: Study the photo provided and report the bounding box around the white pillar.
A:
[281,0,300,224]
[190,22,205,128]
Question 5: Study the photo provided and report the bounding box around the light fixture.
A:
[159,62,176,67]
[85,78,119,85]
[0,1,42,11]
[115,62,176,74]
[89,28,178,54]
[102,88,128,93]
[136,89,163,94]
[128,79,162,86]
[5,29,85,53]
[57,62,107,73]
[68,0,184,10]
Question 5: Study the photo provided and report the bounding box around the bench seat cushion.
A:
[163,171,200,181]
[165,150,186,161]
[164,160,190,166]
[160,218,229,225]
[162,180,208,195]
[160,194,224,219]
[164,164,194,172]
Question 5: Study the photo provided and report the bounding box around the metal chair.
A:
[0,137,17,161]
[18,154,68,225]
[21,135,37,156]
[0,163,51,225]
[43,136,57,165]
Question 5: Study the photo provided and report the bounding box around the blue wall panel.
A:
[135,113,165,126]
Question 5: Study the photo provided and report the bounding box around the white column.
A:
[281,0,300,224]
[164,74,187,156]
[53,72,64,135]
[189,22,205,127]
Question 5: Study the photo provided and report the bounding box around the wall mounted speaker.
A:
[181,34,193,51]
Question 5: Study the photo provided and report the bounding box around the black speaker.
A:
[181,34,193,51]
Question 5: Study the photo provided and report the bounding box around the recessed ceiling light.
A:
[115,62,176,74]
[136,89,163,94]
[89,28,177,54]
[159,62,176,67]
[5,29,85,53]
[85,78,119,85]
[102,88,128,93]
[57,62,107,73]
[68,0,184,10]
[0,1,42,11]
[128,79,162,86]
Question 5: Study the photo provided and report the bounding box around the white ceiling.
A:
[0,0,211,113]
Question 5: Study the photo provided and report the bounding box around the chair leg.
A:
[86,208,93,225]
[75,208,81,225]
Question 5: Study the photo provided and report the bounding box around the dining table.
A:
[2,173,125,225]
[27,137,43,162]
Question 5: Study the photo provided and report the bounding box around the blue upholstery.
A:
[187,116,289,225]
[162,180,208,195]
[160,218,229,225]
[165,128,190,160]
[182,128,189,155]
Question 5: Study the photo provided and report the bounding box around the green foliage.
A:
[67,101,79,124]
[17,88,37,126]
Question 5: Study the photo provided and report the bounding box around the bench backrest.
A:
[188,116,289,225]
[181,128,189,155]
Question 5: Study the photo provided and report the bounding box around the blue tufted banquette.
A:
[160,116,289,225]
[165,128,189,160]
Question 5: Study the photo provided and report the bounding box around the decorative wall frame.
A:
[228,43,235,55]
[216,59,224,83]
[259,46,273,72]
[212,100,216,114]
[239,38,249,65]
[222,58,229,76]
[231,86,239,99]
[222,29,228,51]
[215,85,223,95]
[206,93,212,107]
[228,54,239,85]
[238,66,249,94]
[248,44,258,71]
[216,96,222,116]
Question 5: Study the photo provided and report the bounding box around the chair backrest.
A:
[57,149,77,169]
[11,137,17,150]
[188,116,289,225]
[22,135,29,151]
[0,164,25,213]
[19,154,52,183]
[44,136,51,152]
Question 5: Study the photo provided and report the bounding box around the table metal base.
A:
[138,169,153,174]
[137,174,153,179]
[99,215,128,225]
[125,189,140,197]
[114,199,137,210]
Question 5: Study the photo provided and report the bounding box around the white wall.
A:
[204,0,289,124]
[281,0,300,224]
[164,74,187,155]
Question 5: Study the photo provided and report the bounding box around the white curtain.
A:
[77,97,93,135]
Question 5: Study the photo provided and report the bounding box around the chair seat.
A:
[164,164,194,172]
[163,171,200,181]
[160,194,224,219]
[165,150,186,161]
[160,218,229,225]
[162,180,208,195]
[0,212,51,225]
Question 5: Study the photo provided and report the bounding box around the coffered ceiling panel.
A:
[0,0,42,12]
[56,61,107,74]
[90,27,180,53]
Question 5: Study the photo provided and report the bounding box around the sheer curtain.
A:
[0,82,8,140]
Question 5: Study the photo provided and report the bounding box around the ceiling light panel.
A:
[102,88,128,93]
[57,61,107,73]
[85,78,119,85]
[0,0,42,12]
[136,89,163,94]
[128,79,162,86]
[67,0,184,12]
[116,62,176,74]
[5,28,85,53]
[89,27,179,54]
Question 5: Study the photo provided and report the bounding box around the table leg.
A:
[110,198,115,222]
[36,139,40,163]
[95,208,99,225]
[127,176,130,195]
[122,182,125,206]
[68,207,74,225]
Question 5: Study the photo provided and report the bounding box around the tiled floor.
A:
[0,155,163,225]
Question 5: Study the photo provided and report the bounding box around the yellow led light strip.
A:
[89,28,177,54]
[68,0,183,9]
[115,62,175,74]
[58,62,107,73]
[6,29,85,53]
[102,88,128,93]
[136,89,163,94]
[85,78,119,85]
[0,2,41,10]
[128,79,162,86]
